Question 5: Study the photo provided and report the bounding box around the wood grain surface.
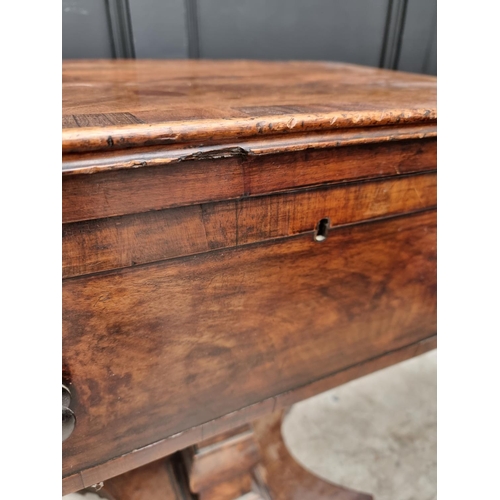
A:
[62,210,436,482]
[63,172,436,278]
[252,411,373,500]
[194,474,256,500]
[62,60,437,495]
[98,458,186,500]
[62,138,436,223]
[63,335,436,495]
[184,425,260,494]
[62,124,436,174]
[62,60,436,157]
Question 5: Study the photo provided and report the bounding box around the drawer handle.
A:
[314,218,330,242]
[62,384,76,442]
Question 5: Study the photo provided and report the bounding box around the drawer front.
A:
[62,138,436,223]
[62,210,436,476]
[63,172,436,278]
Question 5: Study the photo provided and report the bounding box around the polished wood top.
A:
[62,60,436,171]
[62,61,437,495]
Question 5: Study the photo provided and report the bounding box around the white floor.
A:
[283,350,437,500]
[65,350,437,500]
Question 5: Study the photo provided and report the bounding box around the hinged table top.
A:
[62,60,436,173]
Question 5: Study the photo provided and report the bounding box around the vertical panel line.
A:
[185,0,200,58]
[379,0,409,71]
[106,0,136,59]
[392,0,408,70]
[123,0,136,58]
[105,0,118,58]
[421,6,437,74]
[379,0,394,68]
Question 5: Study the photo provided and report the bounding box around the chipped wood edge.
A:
[62,122,437,175]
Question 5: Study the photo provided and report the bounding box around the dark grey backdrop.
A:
[62,0,436,75]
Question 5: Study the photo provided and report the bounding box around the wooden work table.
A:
[62,60,436,499]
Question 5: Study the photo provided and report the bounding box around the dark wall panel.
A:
[425,29,437,76]
[398,0,437,75]
[62,0,437,77]
[62,0,114,59]
[129,0,188,58]
[197,0,390,66]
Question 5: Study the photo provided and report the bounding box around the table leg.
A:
[95,410,374,500]
[183,410,373,500]
[97,457,190,500]
[251,410,373,500]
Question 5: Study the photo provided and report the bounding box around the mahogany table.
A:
[62,60,436,499]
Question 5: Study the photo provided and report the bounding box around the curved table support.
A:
[96,410,373,500]
[251,410,373,500]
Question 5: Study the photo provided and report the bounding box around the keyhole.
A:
[314,218,330,242]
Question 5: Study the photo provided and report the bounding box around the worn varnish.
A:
[62,138,436,223]
[62,60,436,496]
[63,172,436,278]
[63,335,436,494]
[62,60,436,157]
[63,211,436,478]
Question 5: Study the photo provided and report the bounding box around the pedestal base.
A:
[252,411,372,500]
[97,410,373,500]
